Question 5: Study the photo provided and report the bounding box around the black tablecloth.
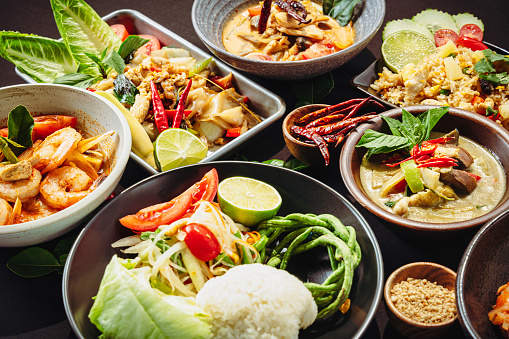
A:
[1,0,508,338]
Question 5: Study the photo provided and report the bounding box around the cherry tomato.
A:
[434,29,459,47]
[135,34,161,56]
[459,24,483,42]
[456,36,488,51]
[110,24,129,41]
[245,53,274,61]
[0,115,77,141]
[183,223,221,262]
[118,169,218,232]
[301,42,335,60]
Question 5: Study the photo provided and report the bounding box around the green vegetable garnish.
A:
[323,0,363,26]
[291,72,334,108]
[474,49,509,86]
[356,106,449,159]
[188,57,212,78]
[385,201,396,207]
[440,89,450,96]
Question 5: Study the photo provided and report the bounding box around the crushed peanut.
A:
[390,278,457,323]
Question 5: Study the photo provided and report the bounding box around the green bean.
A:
[255,212,361,320]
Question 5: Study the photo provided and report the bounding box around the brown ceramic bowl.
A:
[340,105,509,231]
[283,104,331,166]
[384,262,458,339]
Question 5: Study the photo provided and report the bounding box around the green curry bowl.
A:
[340,105,509,231]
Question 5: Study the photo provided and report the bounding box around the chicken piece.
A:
[0,160,33,182]
[130,92,151,124]
[263,36,290,55]
[277,25,324,40]
[392,189,442,216]
[403,65,430,100]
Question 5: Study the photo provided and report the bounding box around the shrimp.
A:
[17,196,59,223]
[0,198,13,225]
[39,165,95,209]
[0,168,42,203]
[29,127,82,175]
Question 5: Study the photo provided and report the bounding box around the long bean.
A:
[255,213,361,319]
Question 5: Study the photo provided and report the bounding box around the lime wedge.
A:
[400,160,424,193]
[382,30,436,72]
[217,177,282,227]
[153,128,208,172]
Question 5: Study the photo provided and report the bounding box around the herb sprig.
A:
[474,50,509,86]
[356,107,449,158]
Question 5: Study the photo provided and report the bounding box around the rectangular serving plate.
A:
[16,9,286,175]
[351,41,509,109]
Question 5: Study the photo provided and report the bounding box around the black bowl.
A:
[62,161,383,339]
[456,209,509,338]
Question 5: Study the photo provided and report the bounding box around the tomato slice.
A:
[110,24,129,41]
[247,5,262,16]
[119,169,218,232]
[301,42,336,60]
[183,223,221,261]
[135,34,161,56]
[456,36,488,51]
[434,29,459,47]
[459,24,483,42]
[0,115,77,141]
[119,192,193,232]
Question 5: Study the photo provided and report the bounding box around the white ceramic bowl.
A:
[0,84,131,247]
[192,0,385,80]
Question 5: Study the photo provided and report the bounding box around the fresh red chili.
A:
[467,172,482,181]
[150,80,169,132]
[225,127,242,138]
[417,157,459,168]
[172,79,193,129]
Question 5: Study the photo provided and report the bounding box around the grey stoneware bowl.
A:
[0,84,131,247]
[191,0,385,80]
[456,209,509,338]
[63,161,384,339]
[340,105,509,232]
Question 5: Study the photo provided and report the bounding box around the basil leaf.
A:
[113,74,139,105]
[284,158,310,171]
[356,129,411,158]
[381,116,405,138]
[7,105,34,148]
[418,106,449,141]
[53,72,100,88]
[118,35,149,60]
[103,50,126,75]
[328,0,362,26]
[402,109,427,145]
[262,159,285,167]
[7,247,61,278]
[291,72,334,105]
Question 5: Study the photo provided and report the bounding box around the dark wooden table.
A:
[0,0,508,338]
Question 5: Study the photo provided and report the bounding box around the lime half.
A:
[217,177,282,227]
[154,128,208,172]
[382,30,436,72]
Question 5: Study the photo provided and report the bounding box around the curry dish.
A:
[222,0,355,61]
[360,132,506,223]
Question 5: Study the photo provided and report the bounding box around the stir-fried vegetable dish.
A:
[222,0,356,61]
[0,105,113,225]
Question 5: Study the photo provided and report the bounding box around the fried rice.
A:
[371,46,509,127]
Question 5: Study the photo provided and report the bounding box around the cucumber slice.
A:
[412,9,458,34]
[382,19,434,41]
[453,13,484,32]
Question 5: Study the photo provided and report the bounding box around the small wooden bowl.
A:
[283,104,336,166]
[384,262,458,339]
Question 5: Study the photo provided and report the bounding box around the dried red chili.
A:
[258,0,273,34]
[274,0,311,24]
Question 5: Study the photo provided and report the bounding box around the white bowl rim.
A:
[191,0,386,65]
[0,83,132,235]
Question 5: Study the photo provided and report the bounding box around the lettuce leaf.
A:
[89,255,212,339]
[50,0,121,76]
[0,31,76,83]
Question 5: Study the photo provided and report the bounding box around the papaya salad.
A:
[0,0,261,171]
[0,105,112,225]
[89,168,362,338]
